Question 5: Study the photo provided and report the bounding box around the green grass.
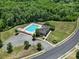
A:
[66,49,78,59]
[0,27,16,41]
[0,24,28,41]
[46,21,76,44]
[0,46,38,59]
[0,46,23,59]
[0,23,38,59]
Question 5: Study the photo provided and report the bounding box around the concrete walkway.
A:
[2,33,53,51]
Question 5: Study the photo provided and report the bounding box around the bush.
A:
[44,22,55,31]
[52,40,58,44]
[76,51,79,59]
[50,25,55,31]
[44,22,50,26]
[0,39,3,48]
[15,29,18,32]
[15,29,19,35]
[37,43,42,51]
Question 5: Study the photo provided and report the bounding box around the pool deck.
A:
[17,23,42,35]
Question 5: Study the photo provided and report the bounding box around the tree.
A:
[44,22,55,31]
[7,18,14,26]
[0,39,3,48]
[64,0,71,3]
[36,29,40,37]
[32,34,36,41]
[53,0,60,3]
[0,0,79,32]
[15,29,19,35]
[7,43,13,53]
[76,51,79,59]
[37,43,42,51]
[24,41,31,50]
[50,25,55,31]
[0,19,6,31]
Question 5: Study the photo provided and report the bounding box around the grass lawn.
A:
[0,46,38,59]
[0,23,40,59]
[0,21,76,44]
[66,49,78,59]
[46,21,76,44]
[0,24,28,41]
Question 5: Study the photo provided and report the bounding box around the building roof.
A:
[39,25,50,36]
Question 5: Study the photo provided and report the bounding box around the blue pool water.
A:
[25,24,39,32]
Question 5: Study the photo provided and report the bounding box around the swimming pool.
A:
[24,23,42,34]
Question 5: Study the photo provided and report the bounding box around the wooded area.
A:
[0,0,79,31]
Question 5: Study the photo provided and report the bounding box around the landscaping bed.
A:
[46,21,76,44]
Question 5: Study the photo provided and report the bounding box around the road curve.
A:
[33,29,79,59]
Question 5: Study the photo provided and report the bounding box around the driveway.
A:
[33,29,79,59]
[2,33,53,51]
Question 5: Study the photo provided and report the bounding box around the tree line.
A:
[0,0,79,31]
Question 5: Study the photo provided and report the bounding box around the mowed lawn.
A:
[0,46,38,59]
[0,24,38,59]
[0,24,28,41]
[47,21,76,44]
[66,49,78,59]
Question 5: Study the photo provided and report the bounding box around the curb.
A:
[43,31,55,47]
[58,47,76,59]
[55,18,79,47]
[43,19,78,47]
[57,18,79,59]
[20,50,46,59]
[75,43,79,49]
[43,40,55,47]
[37,18,79,48]
[20,18,79,59]
[37,31,55,47]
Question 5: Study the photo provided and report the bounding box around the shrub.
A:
[15,29,19,35]
[44,22,55,31]
[44,22,50,26]
[49,25,55,31]
[76,51,79,59]
[52,40,58,44]
[0,39,3,48]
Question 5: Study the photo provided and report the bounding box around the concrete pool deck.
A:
[17,23,42,35]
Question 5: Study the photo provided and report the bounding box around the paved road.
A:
[33,29,79,59]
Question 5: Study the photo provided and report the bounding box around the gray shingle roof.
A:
[39,25,50,36]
